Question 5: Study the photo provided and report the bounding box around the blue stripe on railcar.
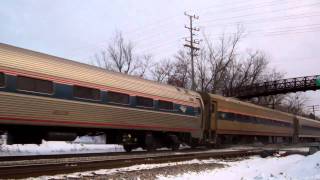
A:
[0,74,198,117]
[218,111,293,128]
[301,125,320,132]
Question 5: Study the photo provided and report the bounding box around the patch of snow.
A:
[0,133,189,156]
[158,152,320,180]
[281,147,310,152]
[0,134,156,155]
[0,140,125,156]
[73,134,106,144]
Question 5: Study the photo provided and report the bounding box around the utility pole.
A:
[184,12,200,91]
[307,105,320,120]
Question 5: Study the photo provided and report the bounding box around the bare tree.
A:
[149,26,308,115]
[150,29,243,91]
[195,31,242,93]
[167,50,191,88]
[151,58,174,83]
[94,31,151,78]
[132,54,152,78]
[222,50,269,96]
[283,93,308,115]
[251,68,286,108]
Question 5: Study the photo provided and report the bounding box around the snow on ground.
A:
[158,152,320,180]
[33,152,320,180]
[0,141,126,156]
[0,134,189,156]
[0,135,127,156]
[73,134,106,144]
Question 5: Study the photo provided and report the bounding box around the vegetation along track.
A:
[0,148,269,179]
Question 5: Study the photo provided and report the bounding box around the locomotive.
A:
[0,43,319,152]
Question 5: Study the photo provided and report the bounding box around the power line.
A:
[106,2,320,51]
[129,2,320,46]
[128,0,307,40]
[67,1,320,60]
[199,0,289,16]
[68,1,319,57]
[84,1,303,49]
[128,0,316,40]
[127,0,284,36]
[202,12,320,30]
[202,1,320,24]
[205,23,320,39]
[135,38,183,54]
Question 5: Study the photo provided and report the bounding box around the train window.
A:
[136,96,153,108]
[158,100,173,110]
[195,107,201,115]
[0,72,4,87]
[73,85,100,100]
[188,107,195,115]
[108,91,129,105]
[17,76,53,94]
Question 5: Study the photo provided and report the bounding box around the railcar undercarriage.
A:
[0,124,191,152]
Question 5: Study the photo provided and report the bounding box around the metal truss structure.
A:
[229,75,320,99]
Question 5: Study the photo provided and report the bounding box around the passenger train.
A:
[0,43,319,152]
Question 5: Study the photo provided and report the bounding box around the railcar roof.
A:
[0,43,200,106]
[210,94,297,117]
[298,115,320,124]
[211,94,320,123]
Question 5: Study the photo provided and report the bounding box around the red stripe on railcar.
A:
[0,116,198,132]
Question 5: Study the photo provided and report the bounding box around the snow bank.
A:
[73,134,106,144]
[159,152,320,180]
[0,141,125,156]
[0,134,190,156]
[283,151,320,179]
[0,135,126,156]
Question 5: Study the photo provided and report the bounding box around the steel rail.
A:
[0,148,265,179]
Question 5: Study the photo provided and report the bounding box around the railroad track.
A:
[0,148,266,179]
[0,143,314,179]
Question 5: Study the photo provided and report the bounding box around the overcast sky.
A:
[0,0,319,109]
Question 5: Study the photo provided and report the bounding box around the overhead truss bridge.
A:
[229,75,320,99]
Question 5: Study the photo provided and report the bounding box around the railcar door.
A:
[211,101,217,131]
[293,116,299,143]
[210,100,220,146]
[199,93,211,141]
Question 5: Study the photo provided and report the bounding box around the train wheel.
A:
[168,134,180,151]
[123,145,133,152]
[7,130,42,145]
[172,143,179,150]
[145,133,156,152]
